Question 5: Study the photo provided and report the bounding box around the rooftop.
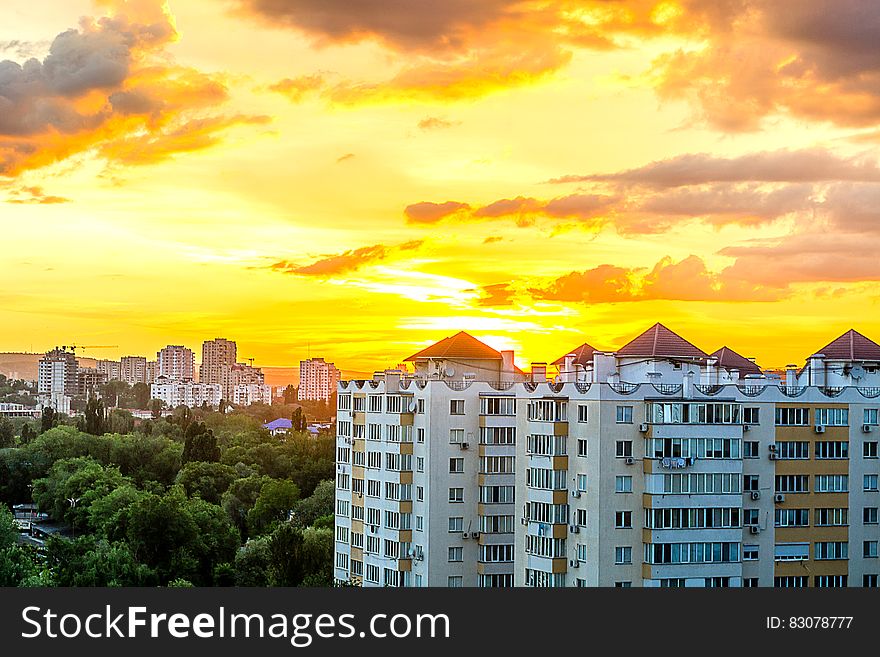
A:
[262,418,292,431]
[616,323,708,360]
[552,342,597,367]
[710,346,762,376]
[404,331,502,362]
[815,329,880,362]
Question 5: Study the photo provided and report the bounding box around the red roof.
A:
[616,323,707,360]
[404,331,502,362]
[552,343,597,366]
[710,346,762,376]
[814,329,880,361]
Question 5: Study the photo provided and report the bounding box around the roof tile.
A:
[616,323,707,359]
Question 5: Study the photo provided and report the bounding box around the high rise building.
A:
[157,345,195,382]
[120,356,148,385]
[150,380,221,409]
[38,347,78,397]
[200,338,238,397]
[299,357,340,402]
[95,359,121,382]
[333,326,880,588]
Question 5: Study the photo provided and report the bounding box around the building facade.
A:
[200,338,238,398]
[333,327,880,588]
[150,378,221,409]
[157,345,195,382]
[299,358,340,402]
[234,383,273,406]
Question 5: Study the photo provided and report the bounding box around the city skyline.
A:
[4,1,880,373]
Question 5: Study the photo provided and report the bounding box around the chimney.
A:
[531,362,547,383]
[785,364,798,387]
[703,357,717,385]
[575,363,585,382]
[808,353,825,387]
[683,370,695,397]
[501,350,515,380]
[562,354,576,383]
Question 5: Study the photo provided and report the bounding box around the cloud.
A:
[4,185,70,204]
[417,116,459,131]
[530,255,787,304]
[404,201,471,224]
[270,239,425,276]
[551,149,880,187]
[336,153,355,163]
[483,235,504,244]
[646,1,880,130]
[476,283,515,307]
[267,74,326,102]
[0,1,264,175]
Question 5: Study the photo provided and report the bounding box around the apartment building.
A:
[299,358,340,402]
[157,345,195,382]
[38,347,78,397]
[334,325,880,588]
[120,356,149,385]
[233,383,273,406]
[200,338,237,398]
[150,377,221,409]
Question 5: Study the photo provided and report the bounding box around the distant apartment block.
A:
[95,359,121,382]
[0,403,40,419]
[200,338,237,397]
[38,347,78,397]
[234,384,273,406]
[299,357,340,402]
[150,378,221,409]
[120,356,149,385]
[334,326,880,588]
[157,345,195,382]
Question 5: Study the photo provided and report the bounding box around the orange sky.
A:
[3,0,880,373]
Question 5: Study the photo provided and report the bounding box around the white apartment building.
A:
[38,347,78,397]
[150,377,221,409]
[299,357,340,402]
[334,325,880,588]
[157,345,195,382]
[120,356,148,385]
[233,384,273,406]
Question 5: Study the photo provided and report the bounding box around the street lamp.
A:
[67,497,80,539]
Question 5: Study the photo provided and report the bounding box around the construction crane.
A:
[70,344,119,354]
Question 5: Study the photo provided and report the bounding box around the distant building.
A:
[76,368,107,397]
[120,356,148,385]
[263,418,292,436]
[299,357,339,402]
[157,345,195,382]
[150,377,221,409]
[95,359,121,381]
[38,347,78,397]
[200,338,237,396]
[145,360,158,384]
[0,402,39,418]
[234,384,273,406]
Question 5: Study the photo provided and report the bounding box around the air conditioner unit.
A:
[569,559,579,568]
[370,524,377,532]
[815,425,826,434]
[569,525,579,534]
[774,493,785,503]
[749,525,760,534]
[459,442,470,450]
[571,490,582,498]
[521,517,528,525]
[750,491,761,500]
[639,423,649,433]
[462,532,469,540]
[769,453,777,461]
[625,457,635,465]
[743,424,751,432]
[471,532,480,539]
[863,424,873,433]
[768,444,777,452]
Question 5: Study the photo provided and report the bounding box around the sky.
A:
[3,0,880,372]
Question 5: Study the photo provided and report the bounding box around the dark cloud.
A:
[552,149,880,187]
[270,240,425,276]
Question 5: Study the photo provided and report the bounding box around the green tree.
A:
[291,407,307,432]
[291,479,334,528]
[149,398,164,420]
[0,506,42,586]
[233,536,271,586]
[20,424,35,444]
[301,526,333,587]
[175,461,237,505]
[0,416,15,447]
[267,522,304,586]
[84,397,107,435]
[132,383,151,409]
[221,474,269,538]
[45,535,158,586]
[247,479,300,536]
[182,422,221,464]
[107,409,135,434]
[40,407,57,434]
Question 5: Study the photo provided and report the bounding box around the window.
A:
[774,441,809,459]
[864,541,878,558]
[449,457,464,473]
[481,456,515,474]
[366,479,381,498]
[743,509,759,526]
[527,434,567,456]
[577,439,588,457]
[815,475,848,493]
[450,399,465,415]
[647,402,741,424]
[744,475,759,492]
[814,408,848,427]
[576,474,588,492]
[480,426,516,445]
[744,441,759,458]
[864,408,879,426]
[775,407,809,426]
[743,407,760,424]
[480,397,515,416]
[775,475,809,493]
[448,547,463,562]
[775,509,809,527]
[615,476,632,493]
[615,581,632,588]
[814,541,848,560]
[743,545,759,561]
[815,441,848,459]
[814,575,847,588]
[367,395,382,412]
[705,577,730,588]
[774,576,808,588]
[416,486,423,502]
[449,429,465,444]
[644,542,739,564]
[386,395,404,413]
[866,474,879,492]
[417,398,425,414]
[415,515,423,531]
[774,543,810,561]
[447,576,463,587]
[480,485,515,504]
[417,428,425,443]
[864,575,879,587]
[575,509,587,527]
[864,507,878,525]
[448,487,464,503]
[417,457,424,472]
[365,564,380,584]
[448,517,463,532]
[744,578,759,588]
[615,546,632,564]
[616,406,633,424]
[647,507,741,530]
[615,511,632,528]
[527,400,567,422]
[577,405,589,423]
[616,440,633,458]
[865,442,878,458]
[815,508,848,527]
[659,579,686,588]
[480,515,515,534]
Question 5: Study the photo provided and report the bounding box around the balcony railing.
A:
[610,382,639,395]
[693,384,722,395]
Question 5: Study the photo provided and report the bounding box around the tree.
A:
[282,385,297,405]
[107,409,134,434]
[267,522,304,586]
[40,407,56,434]
[0,416,15,448]
[0,506,43,586]
[221,474,269,538]
[182,422,221,464]
[291,407,307,433]
[301,526,333,587]
[291,479,334,528]
[175,462,237,505]
[132,383,151,409]
[20,424,35,444]
[247,478,300,536]
[84,397,107,436]
[149,398,164,420]
[234,537,272,586]
[45,535,157,586]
